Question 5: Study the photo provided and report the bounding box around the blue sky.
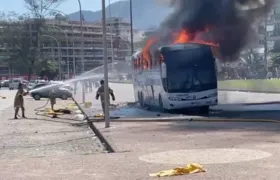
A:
[0,0,121,14]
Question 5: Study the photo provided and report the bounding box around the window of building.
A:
[259,40,265,45]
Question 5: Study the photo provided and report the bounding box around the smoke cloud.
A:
[153,0,274,61]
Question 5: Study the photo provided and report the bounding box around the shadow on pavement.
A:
[167,121,280,133]
[208,110,280,120]
[9,117,81,125]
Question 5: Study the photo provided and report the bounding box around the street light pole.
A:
[43,35,61,80]
[264,11,268,73]
[109,0,114,69]
[50,9,75,78]
[46,25,69,79]
[78,0,84,73]
[78,0,86,103]
[129,0,134,55]
[102,0,110,128]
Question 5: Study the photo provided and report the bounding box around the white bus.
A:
[132,43,218,114]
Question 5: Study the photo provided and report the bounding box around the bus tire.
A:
[159,95,166,112]
[199,106,209,115]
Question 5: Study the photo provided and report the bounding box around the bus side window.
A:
[147,51,152,69]
[133,58,137,70]
[154,50,160,68]
[136,58,139,71]
[140,56,143,72]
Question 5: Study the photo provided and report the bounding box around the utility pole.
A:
[43,35,61,80]
[264,14,268,73]
[78,0,86,103]
[129,0,134,55]
[78,0,84,73]
[102,0,110,128]
[47,24,69,79]
[109,0,115,69]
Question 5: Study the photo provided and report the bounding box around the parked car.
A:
[30,83,72,100]
[1,80,10,88]
[27,82,36,91]
[9,78,22,90]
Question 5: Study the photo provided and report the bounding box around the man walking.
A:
[95,80,115,114]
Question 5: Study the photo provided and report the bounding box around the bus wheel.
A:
[159,95,166,113]
[199,106,209,115]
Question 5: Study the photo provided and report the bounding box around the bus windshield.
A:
[161,46,217,93]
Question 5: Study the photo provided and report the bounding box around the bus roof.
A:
[159,43,210,52]
[132,43,212,60]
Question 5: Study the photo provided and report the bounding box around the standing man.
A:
[49,88,57,111]
[95,80,115,114]
[14,82,28,119]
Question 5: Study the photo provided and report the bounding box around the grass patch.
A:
[218,79,280,93]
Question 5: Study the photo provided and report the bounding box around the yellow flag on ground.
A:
[149,163,206,177]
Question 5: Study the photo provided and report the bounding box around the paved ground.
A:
[2,86,280,179]
[0,89,17,111]
[0,91,105,179]
[91,120,280,180]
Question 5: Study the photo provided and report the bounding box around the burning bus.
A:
[130,0,273,113]
[132,42,218,113]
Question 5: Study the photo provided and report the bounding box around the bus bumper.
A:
[165,97,218,110]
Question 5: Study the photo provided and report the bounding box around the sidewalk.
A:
[1,97,280,179]
[91,120,280,180]
[0,97,105,179]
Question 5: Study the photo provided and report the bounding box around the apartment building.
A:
[43,18,131,75]
[0,17,132,79]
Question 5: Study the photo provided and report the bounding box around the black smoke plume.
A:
[152,0,274,61]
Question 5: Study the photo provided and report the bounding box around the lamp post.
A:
[49,9,76,78]
[46,25,69,79]
[77,0,84,73]
[102,0,110,128]
[77,0,86,103]
[109,0,114,69]
[129,0,134,55]
[264,12,268,73]
[43,35,62,80]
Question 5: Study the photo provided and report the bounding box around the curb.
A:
[88,116,280,123]
[71,98,115,153]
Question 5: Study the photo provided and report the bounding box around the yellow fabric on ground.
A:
[84,102,92,108]
[94,113,104,117]
[149,163,206,177]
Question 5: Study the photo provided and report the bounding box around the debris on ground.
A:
[149,163,206,177]
[82,102,92,108]
[0,96,6,99]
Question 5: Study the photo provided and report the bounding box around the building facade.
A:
[0,17,132,79]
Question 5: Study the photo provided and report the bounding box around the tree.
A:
[23,0,63,79]
[0,0,63,80]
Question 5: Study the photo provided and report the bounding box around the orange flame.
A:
[173,30,193,44]
[172,29,219,47]
[141,27,222,64]
[142,38,157,68]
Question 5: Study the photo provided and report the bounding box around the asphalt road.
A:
[72,82,280,120]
